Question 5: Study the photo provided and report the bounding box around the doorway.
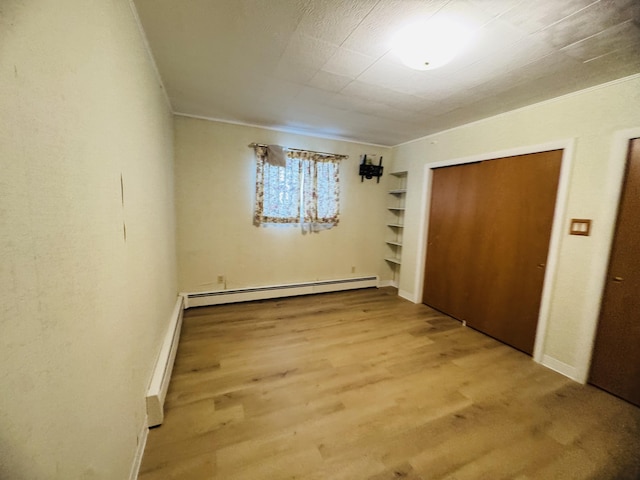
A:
[589,138,640,407]
[423,150,563,355]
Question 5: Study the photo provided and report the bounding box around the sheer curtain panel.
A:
[253,145,341,231]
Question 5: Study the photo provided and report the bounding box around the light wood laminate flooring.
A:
[139,287,640,479]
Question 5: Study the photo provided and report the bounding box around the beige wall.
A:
[390,74,640,382]
[0,1,177,479]
[174,116,393,292]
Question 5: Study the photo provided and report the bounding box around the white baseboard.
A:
[541,354,580,382]
[146,296,184,427]
[182,276,379,308]
[378,279,397,288]
[398,289,415,303]
[129,415,149,480]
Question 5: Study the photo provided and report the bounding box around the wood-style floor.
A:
[139,287,640,480]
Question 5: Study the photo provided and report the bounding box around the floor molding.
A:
[129,416,149,480]
[541,354,580,382]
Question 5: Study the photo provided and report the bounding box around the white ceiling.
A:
[133,0,640,146]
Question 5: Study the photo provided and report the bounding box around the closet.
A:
[423,150,562,354]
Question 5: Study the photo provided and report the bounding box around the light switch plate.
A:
[570,218,592,236]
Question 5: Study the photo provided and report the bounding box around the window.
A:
[253,146,341,230]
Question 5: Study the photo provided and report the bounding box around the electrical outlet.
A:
[351,266,356,273]
[217,275,225,283]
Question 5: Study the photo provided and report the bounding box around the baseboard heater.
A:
[146,296,184,427]
[183,276,379,308]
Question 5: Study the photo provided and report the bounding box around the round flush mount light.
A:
[391,17,472,71]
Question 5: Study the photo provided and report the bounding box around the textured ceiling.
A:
[133,0,640,146]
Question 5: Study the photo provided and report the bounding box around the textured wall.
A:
[0,1,177,478]
[174,116,393,293]
[391,75,640,382]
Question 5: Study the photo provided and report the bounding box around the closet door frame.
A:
[413,139,575,370]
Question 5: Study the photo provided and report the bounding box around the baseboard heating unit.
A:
[146,296,184,427]
[183,276,379,308]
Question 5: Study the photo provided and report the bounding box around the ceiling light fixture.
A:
[391,17,472,71]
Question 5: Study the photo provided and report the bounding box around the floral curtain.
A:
[254,146,340,229]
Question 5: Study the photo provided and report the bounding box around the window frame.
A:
[253,147,340,229]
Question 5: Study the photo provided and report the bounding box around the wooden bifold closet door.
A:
[423,150,562,354]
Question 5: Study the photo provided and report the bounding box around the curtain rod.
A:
[248,143,348,159]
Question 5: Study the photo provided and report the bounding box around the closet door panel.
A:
[422,162,481,321]
[465,151,562,354]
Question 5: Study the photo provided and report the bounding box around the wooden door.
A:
[423,162,481,320]
[589,138,640,407]
[423,151,562,354]
[466,152,562,354]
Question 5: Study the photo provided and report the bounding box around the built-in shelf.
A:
[385,171,408,284]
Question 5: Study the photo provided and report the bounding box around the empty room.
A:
[2,1,640,479]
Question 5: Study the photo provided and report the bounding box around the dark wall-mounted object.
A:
[360,154,383,183]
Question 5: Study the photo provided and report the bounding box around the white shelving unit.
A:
[385,171,407,285]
